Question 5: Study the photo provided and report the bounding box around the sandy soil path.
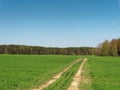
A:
[31,58,82,90]
[67,58,87,90]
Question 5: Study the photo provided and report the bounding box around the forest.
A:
[96,38,120,56]
[0,38,120,56]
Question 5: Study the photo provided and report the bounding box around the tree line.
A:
[0,38,120,56]
[95,38,120,56]
[0,45,94,55]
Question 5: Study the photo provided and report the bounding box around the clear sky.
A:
[0,0,120,47]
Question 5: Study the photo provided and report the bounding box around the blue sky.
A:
[0,0,120,47]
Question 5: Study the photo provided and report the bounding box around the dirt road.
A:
[67,58,87,90]
[31,58,82,90]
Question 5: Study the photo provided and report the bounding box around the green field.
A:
[80,56,120,90]
[0,55,79,90]
[0,55,120,90]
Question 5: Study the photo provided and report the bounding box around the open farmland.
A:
[1,55,120,90]
[0,55,79,90]
[80,56,120,90]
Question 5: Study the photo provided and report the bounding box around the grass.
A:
[80,56,120,90]
[44,59,83,90]
[0,54,79,90]
[1,55,120,90]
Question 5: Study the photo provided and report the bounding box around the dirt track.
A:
[67,58,87,90]
[31,58,82,90]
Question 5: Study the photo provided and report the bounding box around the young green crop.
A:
[0,55,79,90]
[80,56,120,90]
[44,59,83,90]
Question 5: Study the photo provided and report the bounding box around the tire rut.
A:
[67,58,87,90]
[31,58,82,90]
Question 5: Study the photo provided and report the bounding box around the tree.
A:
[117,38,120,55]
[109,39,118,56]
[4,45,8,54]
[100,40,110,56]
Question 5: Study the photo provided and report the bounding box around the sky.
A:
[0,0,120,47]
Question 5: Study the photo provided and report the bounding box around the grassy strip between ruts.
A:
[44,59,83,90]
